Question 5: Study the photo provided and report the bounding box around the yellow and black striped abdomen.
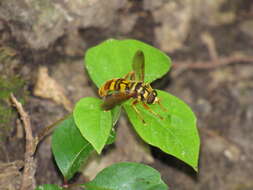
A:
[99,78,131,97]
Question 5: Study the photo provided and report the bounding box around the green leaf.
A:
[85,39,171,88]
[73,97,112,154]
[35,184,63,190]
[84,162,168,190]
[106,128,116,145]
[124,90,200,171]
[111,105,121,126]
[52,115,94,180]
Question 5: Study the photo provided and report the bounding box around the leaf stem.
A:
[35,113,72,147]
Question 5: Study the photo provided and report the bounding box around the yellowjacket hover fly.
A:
[99,50,166,124]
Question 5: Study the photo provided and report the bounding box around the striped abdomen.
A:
[99,78,132,97]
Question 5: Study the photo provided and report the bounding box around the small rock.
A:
[143,0,166,11]
[224,144,241,162]
[195,99,212,116]
[240,20,253,38]
[153,2,192,52]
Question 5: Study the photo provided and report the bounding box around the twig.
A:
[172,54,253,77]
[174,54,253,69]
[10,93,36,190]
[172,31,253,77]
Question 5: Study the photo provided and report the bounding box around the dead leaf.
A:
[33,66,72,111]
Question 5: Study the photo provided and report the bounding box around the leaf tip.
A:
[192,164,199,172]
[95,147,103,155]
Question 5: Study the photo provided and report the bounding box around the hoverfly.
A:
[98,50,167,124]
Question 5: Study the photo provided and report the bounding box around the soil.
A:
[0,0,253,190]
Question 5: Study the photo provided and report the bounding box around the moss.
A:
[0,76,26,141]
[0,103,14,141]
[0,46,27,142]
[0,76,25,99]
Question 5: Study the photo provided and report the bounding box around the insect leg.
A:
[124,71,136,80]
[157,99,168,112]
[141,102,164,120]
[131,99,146,125]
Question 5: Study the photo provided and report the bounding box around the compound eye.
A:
[147,93,155,104]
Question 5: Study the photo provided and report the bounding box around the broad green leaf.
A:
[84,162,168,190]
[73,97,112,154]
[124,90,200,170]
[35,184,62,190]
[85,39,171,88]
[52,115,94,180]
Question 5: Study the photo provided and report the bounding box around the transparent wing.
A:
[132,50,145,82]
[101,92,134,110]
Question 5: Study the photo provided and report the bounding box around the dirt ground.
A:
[0,0,253,190]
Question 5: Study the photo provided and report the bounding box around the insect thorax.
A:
[132,82,157,104]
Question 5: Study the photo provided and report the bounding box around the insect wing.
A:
[101,92,134,110]
[132,50,145,82]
